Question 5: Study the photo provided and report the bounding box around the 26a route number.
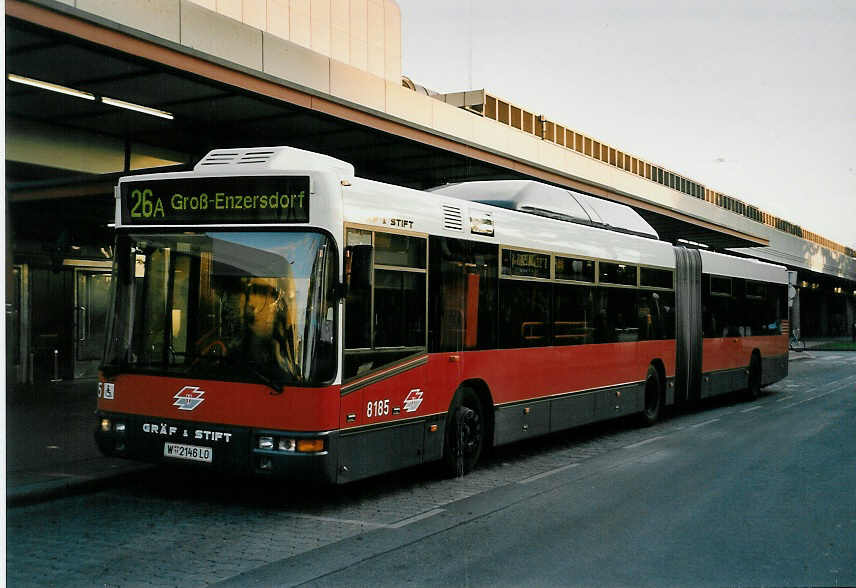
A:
[367,399,389,418]
[129,188,165,218]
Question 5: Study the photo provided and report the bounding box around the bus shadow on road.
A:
[109,387,768,510]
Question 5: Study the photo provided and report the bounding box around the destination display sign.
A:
[119,175,310,225]
[502,248,550,279]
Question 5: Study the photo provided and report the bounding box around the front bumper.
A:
[95,411,339,483]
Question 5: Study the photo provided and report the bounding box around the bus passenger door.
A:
[432,238,469,383]
[429,237,498,389]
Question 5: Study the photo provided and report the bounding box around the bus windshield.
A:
[103,231,338,388]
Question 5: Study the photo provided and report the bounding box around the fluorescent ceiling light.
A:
[7,73,95,101]
[7,74,174,120]
[101,96,174,120]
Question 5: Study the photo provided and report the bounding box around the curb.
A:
[7,462,152,508]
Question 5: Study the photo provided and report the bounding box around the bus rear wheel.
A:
[639,365,662,426]
[443,387,484,477]
[746,354,762,401]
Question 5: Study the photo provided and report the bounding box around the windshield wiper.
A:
[193,353,286,395]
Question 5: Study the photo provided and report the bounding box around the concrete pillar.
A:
[791,288,801,335]
[847,296,855,342]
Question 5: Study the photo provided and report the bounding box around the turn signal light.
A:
[297,439,324,453]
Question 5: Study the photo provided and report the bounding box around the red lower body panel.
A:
[702,335,788,373]
[97,375,340,431]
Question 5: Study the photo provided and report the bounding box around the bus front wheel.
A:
[443,387,484,477]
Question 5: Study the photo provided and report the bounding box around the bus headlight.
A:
[278,438,296,452]
[101,418,111,433]
[257,435,323,452]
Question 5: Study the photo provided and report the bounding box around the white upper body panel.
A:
[700,249,788,284]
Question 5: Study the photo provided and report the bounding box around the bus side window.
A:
[499,280,550,348]
[343,230,428,380]
[553,283,594,345]
[344,244,372,349]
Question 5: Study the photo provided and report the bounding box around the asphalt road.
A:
[7,352,856,587]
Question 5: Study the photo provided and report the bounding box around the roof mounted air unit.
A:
[430,180,658,239]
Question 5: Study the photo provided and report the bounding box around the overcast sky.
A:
[395,0,855,249]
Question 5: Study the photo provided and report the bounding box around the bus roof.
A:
[345,175,677,270]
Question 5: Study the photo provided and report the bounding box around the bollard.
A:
[50,348,63,383]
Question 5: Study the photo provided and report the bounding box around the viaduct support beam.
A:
[7,0,767,248]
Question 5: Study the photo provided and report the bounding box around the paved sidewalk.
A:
[6,378,150,506]
[5,343,835,506]
[789,336,854,360]
[803,336,856,350]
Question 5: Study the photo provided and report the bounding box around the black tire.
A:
[639,365,662,427]
[443,387,484,477]
[746,354,762,400]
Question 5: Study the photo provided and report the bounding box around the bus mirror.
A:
[345,244,372,295]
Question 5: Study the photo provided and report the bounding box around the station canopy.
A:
[6,15,760,250]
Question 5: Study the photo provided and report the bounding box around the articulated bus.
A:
[95,146,789,483]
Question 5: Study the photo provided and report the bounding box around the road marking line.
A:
[776,394,794,402]
[288,508,447,530]
[780,390,838,409]
[740,405,763,413]
[623,435,666,449]
[821,355,842,360]
[689,418,720,429]
[286,514,389,529]
[388,508,445,529]
[518,463,580,484]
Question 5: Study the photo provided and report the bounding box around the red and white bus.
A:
[95,146,789,483]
